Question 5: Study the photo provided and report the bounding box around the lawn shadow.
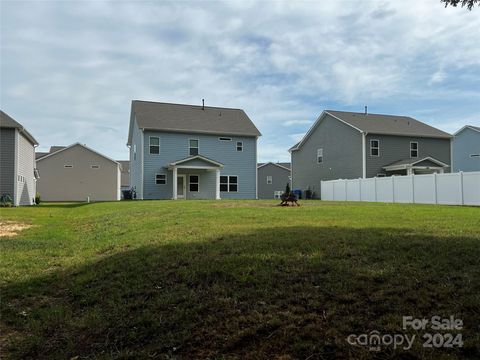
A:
[39,202,92,209]
[1,226,479,359]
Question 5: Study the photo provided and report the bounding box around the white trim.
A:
[149,136,160,155]
[189,138,199,156]
[176,174,186,199]
[410,141,418,158]
[236,141,243,152]
[257,162,291,171]
[289,111,364,152]
[188,174,199,192]
[370,139,380,157]
[155,173,167,185]
[215,168,221,200]
[383,157,449,171]
[266,175,272,184]
[362,133,366,178]
[169,154,224,167]
[172,166,177,199]
[36,142,121,165]
[450,137,454,172]
[453,125,480,136]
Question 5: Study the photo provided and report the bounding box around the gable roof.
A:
[0,110,39,145]
[168,154,224,168]
[257,162,291,171]
[128,100,261,145]
[290,110,452,152]
[36,143,120,165]
[383,156,449,171]
[453,125,480,136]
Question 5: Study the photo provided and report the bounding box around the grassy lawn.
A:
[1,200,479,359]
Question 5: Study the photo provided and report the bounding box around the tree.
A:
[441,0,479,10]
[285,182,291,195]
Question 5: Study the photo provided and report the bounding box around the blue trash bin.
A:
[293,189,302,199]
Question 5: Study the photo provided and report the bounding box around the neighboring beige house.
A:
[117,160,130,192]
[0,110,39,206]
[36,143,121,201]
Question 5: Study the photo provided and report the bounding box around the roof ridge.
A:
[326,109,414,119]
[132,99,244,112]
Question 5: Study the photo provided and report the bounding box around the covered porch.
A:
[383,156,449,176]
[168,155,223,200]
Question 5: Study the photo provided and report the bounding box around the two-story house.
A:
[257,162,291,199]
[127,100,261,200]
[0,110,39,206]
[289,110,451,198]
[452,125,480,172]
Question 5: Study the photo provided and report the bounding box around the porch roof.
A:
[167,154,224,170]
[383,156,449,171]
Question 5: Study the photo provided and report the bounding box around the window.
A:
[470,154,480,158]
[220,175,238,192]
[189,139,199,156]
[155,174,166,185]
[64,164,73,168]
[317,148,323,163]
[236,141,243,151]
[410,142,418,158]
[219,137,232,141]
[370,140,379,156]
[266,176,272,184]
[376,173,386,177]
[133,144,137,160]
[149,137,160,154]
[189,175,199,192]
[91,165,100,169]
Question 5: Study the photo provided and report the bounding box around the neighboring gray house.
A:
[128,100,261,200]
[290,110,452,198]
[0,110,39,206]
[36,143,121,201]
[452,125,480,172]
[118,160,130,193]
[257,162,291,199]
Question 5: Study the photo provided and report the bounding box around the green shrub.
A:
[0,194,13,207]
[35,193,41,205]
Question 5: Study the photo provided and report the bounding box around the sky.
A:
[1,0,479,162]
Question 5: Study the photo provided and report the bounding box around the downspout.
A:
[362,132,367,179]
[140,128,144,199]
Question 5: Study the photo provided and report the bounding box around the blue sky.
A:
[1,0,479,162]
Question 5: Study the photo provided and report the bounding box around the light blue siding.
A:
[453,128,480,172]
[139,130,256,199]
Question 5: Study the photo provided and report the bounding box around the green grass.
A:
[1,200,479,359]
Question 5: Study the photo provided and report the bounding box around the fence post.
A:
[392,176,395,203]
[359,178,362,201]
[374,177,377,202]
[460,172,464,205]
[344,179,347,201]
[434,172,438,204]
[412,174,415,204]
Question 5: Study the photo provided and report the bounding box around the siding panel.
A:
[0,127,15,199]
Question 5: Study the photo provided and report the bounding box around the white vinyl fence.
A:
[321,172,480,206]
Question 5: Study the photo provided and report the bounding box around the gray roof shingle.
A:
[0,110,39,145]
[326,110,452,138]
[129,101,261,144]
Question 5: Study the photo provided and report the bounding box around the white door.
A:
[177,175,186,199]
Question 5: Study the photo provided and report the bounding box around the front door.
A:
[177,175,186,199]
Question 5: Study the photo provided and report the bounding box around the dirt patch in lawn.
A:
[0,221,32,237]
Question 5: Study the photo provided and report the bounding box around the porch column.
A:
[172,166,177,200]
[215,168,221,200]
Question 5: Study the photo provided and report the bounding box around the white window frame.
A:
[266,175,272,184]
[189,139,199,156]
[155,173,166,185]
[220,175,238,192]
[64,164,73,168]
[370,139,380,157]
[219,137,232,141]
[91,165,100,169]
[317,148,323,164]
[410,141,418,158]
[189,174,199,192]
[236,141,243,152]
[149,136,160,155]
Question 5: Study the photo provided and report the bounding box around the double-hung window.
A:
[189,139,199,156]
[410,142,418,158]
[236,141,243,151]
[156,174,166,185]
[370,140,379,156]
[266,176,272,184]
[150,137,160,154]
[189,175,199,192]
[220,175,238,192]
[317,148,323,163]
